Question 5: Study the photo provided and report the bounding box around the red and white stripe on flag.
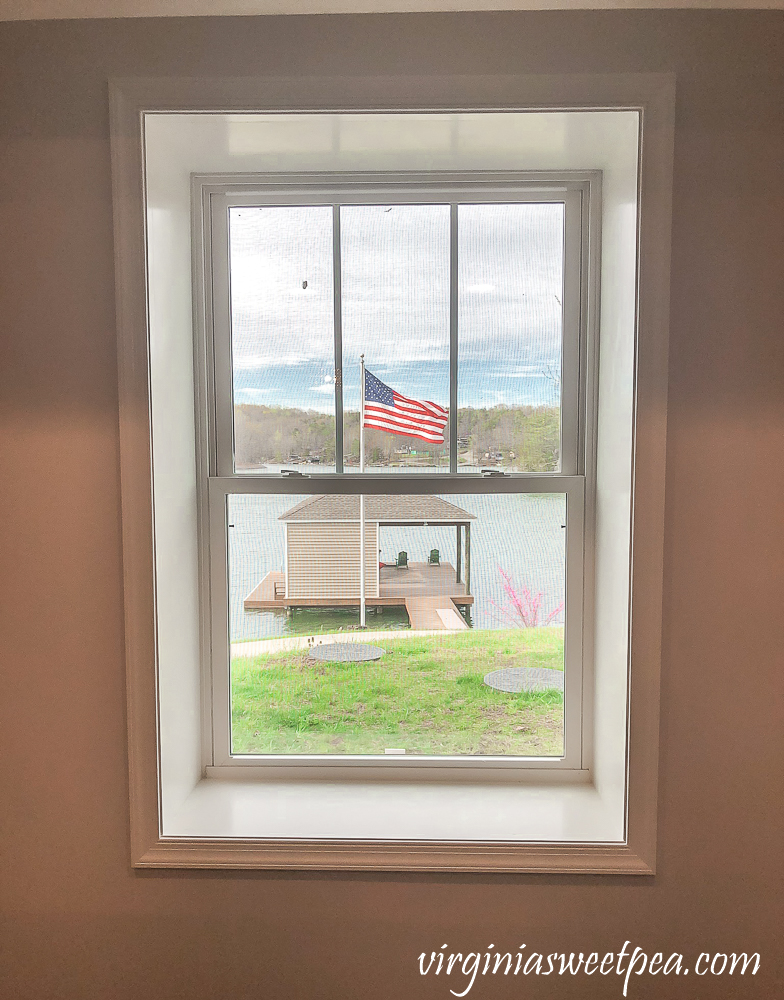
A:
[363,369,448,444]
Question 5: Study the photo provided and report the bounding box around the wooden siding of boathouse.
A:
[286,521,379,600]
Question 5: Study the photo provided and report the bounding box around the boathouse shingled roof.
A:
[279,495,476,524]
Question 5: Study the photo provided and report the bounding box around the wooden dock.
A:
[378,562,471,605]
[243,570,286,610]
[244,563,473,628]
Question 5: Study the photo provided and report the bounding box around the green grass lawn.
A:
[231,627,564,756]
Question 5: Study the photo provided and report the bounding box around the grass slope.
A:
[232,627,563,756]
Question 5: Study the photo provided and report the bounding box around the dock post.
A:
[456,524,462,583]
[465,522,471,596]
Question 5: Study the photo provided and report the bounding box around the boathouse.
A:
[244,495,476,628]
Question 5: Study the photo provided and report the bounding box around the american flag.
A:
[363,369,448,444]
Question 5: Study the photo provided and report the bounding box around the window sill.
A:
[143,773,647,872]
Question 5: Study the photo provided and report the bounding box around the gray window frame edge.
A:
[110,73,675,873]
[197,172,591,775]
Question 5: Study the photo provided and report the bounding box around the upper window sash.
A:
[199,172,587,481]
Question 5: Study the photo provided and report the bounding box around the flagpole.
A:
[359,354,366,628]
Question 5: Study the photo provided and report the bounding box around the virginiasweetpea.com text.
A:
[418,941,760,996]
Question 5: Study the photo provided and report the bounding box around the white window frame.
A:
[110,74,674,872]
[201,173,592,775]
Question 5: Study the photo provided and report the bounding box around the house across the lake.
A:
[244,495,476,630]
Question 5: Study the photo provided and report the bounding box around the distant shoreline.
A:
[234,401,560,472]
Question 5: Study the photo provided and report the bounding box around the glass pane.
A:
[228,492,566,757]
[340,205,451,472]
[458,203,564,472]
[229,206,337,472]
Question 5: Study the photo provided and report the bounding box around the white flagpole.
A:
[359,354,366,628]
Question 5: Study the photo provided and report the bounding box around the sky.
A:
[229,202,564,412]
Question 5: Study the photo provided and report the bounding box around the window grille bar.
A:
[332,205,344,473]
[449,204,459,473]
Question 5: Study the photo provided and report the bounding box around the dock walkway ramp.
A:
[404,596,468,631]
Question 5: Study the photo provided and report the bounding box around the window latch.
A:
[281,469,310,477]
[480,468,507,477]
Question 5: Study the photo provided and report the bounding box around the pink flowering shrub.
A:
[492,567,564,628]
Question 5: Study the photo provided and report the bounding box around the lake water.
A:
[228,492,566,641]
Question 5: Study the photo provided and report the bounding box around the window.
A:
[203,175,588,769]
[113,80,673,870]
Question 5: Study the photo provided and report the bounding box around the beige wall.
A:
[287,521,379,598]
[1,12,782,999]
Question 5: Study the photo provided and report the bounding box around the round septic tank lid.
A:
[308,642,386,663]
[483,667,564,693]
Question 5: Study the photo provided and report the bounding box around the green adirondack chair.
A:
[395,550,408,569]
[428,548,440,566]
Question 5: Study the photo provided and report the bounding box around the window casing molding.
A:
[110,74,674,872]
